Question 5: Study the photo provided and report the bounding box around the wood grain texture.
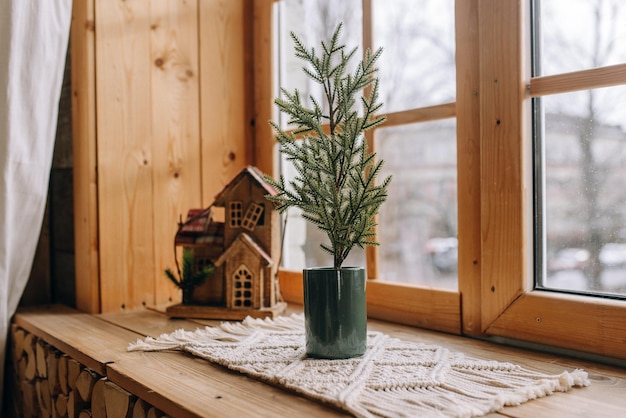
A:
[252,0,276,175]
[132,398,150,418]
[13,305,142,375]
[97,309,347,417]
[148,0,203,307]
[10,317,160,418]
[530,63,626,97]
[199,0,249,204]
[104,380,135,418]
[366,280,461,334]
[91,378,107,418]
[76,368,99,402]
[361,5,379,280]
[455,0,483,336]
[13,305,626,417]
[99,309,203,338]
[76,0,255,313]
[471,2,626,362]
[71,0,100,313]
[383,103,456,127]
[106,351,348,418]
[277,270,461,334]
[486,291,626,360]
[478,0,530,331]
[95,0,156,312]
[164,302,287,321]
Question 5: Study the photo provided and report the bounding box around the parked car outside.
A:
[548,248,590,273]
[425,237,458,274]
[548,243,626,274]
[599,243,626,268]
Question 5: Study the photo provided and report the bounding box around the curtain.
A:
[0,0,72,410]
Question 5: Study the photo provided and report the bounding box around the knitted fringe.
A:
[128,314,589,418]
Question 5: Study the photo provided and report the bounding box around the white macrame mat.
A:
[128,314,589,418]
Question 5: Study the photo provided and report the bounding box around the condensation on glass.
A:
[376,120,458,288]
[275,0,364,270]
[536,0,626,76]
[373,0,455,112]
[535,0,626,297]
[275,0,458,288]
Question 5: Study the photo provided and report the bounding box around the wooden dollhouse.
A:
[166,166,286,320]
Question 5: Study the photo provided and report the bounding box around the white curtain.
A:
[0,0,72,410]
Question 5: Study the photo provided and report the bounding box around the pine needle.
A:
[265,23,392,269]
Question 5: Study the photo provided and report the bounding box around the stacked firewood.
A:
[9,324,169,418]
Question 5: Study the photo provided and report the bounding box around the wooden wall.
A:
[72,0,274,313]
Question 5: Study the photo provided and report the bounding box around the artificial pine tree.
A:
[164,250,215,304]
[266,23,391,269]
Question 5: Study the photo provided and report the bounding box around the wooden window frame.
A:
[68,0,625,360]
[254,0,626,360]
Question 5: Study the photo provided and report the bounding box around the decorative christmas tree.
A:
[266,23,391,269]
[164,250,215,304]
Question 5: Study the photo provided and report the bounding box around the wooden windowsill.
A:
[12,304,626,417]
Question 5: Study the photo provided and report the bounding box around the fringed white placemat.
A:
[128,314,589,418]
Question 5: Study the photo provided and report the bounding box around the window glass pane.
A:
[539,87,626,297]
[279,143,366,270]
[373,0,455,112]
[537,0,626,76]
[277,0,363,130]
[276,0,365,270]
[376,120,458,289]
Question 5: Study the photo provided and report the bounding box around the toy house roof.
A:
[214,232,273,267]
[175,208,224,246]
[213,166,277,206]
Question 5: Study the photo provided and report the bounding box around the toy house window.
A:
[257,203,265,226]
[229,201,243,228]
[241,202,265,231]
[233,264,253,307]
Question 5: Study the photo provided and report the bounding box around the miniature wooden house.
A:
[166,166,286,320]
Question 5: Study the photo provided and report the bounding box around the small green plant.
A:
[265,23,391,269]
[165,250,215,304]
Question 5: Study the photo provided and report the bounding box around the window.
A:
[377,120,457,287]
[533,0,626,299]
[242,202,265,231]
[480,0,626,359]
[276,0,457,287]
[229,201,243,228]
[233,264,253,308]
[265,0,626,360]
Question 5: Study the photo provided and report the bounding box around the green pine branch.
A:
[265,23,392,269]
[165,250,215,300]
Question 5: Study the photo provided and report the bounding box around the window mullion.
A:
[530,63,626,97]
[478,0,532,331]
[455,0,483,336]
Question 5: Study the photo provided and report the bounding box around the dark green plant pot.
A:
[303,267,367,359]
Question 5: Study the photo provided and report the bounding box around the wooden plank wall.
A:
[74,0,261,313]
[72,0,100,313]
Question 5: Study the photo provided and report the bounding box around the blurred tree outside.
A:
[540,0,626,293]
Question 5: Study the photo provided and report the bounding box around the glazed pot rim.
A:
[303,266,364,272]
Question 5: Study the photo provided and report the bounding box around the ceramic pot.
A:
[303,267,367,359]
